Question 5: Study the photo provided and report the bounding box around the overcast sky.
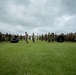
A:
[0,0,76,35]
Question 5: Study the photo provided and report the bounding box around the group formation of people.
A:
[0,32,76,43]
[24,32,76,43]
[0,33,12,42]
[0,32,35,43]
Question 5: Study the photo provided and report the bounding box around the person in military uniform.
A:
[37,33,38,40]
[2,34,5,42]
[5,33,8,41]
[32,33,35,42]
[8,33,12,41]
[51,33,54,42]
[73,33,76,42]
[0,32,2,42]
[25,32,28,43]
[48,32,51,42]
[45,33,47,41]
[20,35,23,41]
[41,34,44,41]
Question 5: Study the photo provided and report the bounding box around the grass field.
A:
[0,41,76,75]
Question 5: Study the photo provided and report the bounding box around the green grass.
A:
[0,41,76,75]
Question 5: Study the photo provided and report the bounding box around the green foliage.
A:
[0,41,76,75]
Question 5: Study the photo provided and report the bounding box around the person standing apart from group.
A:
[25,32,28,43]
[32,33,35,42]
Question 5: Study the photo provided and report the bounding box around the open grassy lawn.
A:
[0,41,76,75]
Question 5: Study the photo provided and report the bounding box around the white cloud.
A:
[0,0,76,35]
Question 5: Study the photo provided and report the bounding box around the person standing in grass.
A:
[41,34,44,41]
[0,32,2,42]
[25,32,28,43]
[32,33,35,42]
[48,32,51,42]
[45,33,48,41]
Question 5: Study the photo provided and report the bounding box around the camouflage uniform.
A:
[48,33,51,42]
[45,33,47,41]
[2,34,5,42]
[41,34,44,41]
[32,33,35,42]
[0,32,2,42]
[25,32,28,43]
[51,33,54,42]
[5,33,8,41]
[8,34,12,41]
[20,35,23,41]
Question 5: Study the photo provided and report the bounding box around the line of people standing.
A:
[24,32,55,43]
